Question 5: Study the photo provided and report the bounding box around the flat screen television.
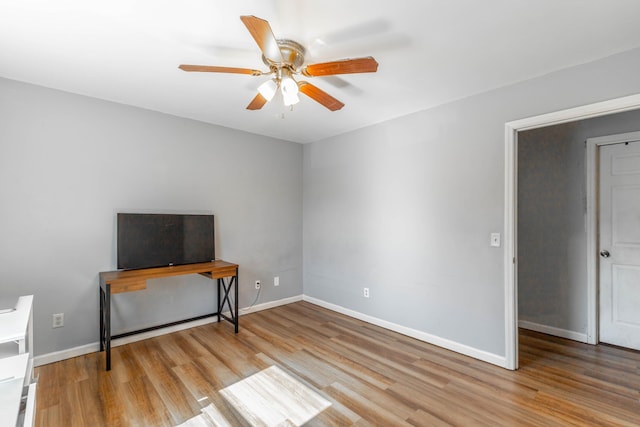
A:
[117,213,215,270]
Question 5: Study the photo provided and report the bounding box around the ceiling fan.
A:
[179,15,379,111]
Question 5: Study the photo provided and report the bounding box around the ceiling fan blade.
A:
[301,57,378,77]
[179,64,262,75]
[298,81,345,111]
[246,93,268,110]
[240,15,283,64]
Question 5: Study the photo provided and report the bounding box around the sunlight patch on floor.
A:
[177,365,331,427]
[220,365,331,426]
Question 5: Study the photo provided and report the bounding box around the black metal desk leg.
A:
[234,269,239,333]
[99,287,104,352]
[217,275,239,333]
[105,284,111,371]
[217,276,221,323]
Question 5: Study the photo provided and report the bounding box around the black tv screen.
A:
[117,213,215,270]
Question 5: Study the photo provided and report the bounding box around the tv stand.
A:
[99,260,238,371]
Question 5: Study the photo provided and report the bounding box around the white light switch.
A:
[490,233,501,247]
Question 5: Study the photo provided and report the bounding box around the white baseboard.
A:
[36,294,510,369]
[34,294,303,367]
[239,294,303,316]
[518,320,589,343]
[34,342,100,367]
[303,295,508,368]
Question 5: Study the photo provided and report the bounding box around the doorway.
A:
[517,123,589,345]
[504,94,640,370]
[516,122,640,361]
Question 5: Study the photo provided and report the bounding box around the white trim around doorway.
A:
[503,93,640,370]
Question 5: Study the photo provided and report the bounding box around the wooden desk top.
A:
[100,260,238,294]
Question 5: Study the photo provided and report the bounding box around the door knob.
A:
[600,250,610,258]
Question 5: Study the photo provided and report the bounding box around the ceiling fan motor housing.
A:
[262,39,306,70]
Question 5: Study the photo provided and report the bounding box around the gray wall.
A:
[518,109,640,335]
[3,46,640,363]
[303,47,640,357]
[0,77,303,356]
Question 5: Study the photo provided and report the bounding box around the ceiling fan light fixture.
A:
[280,67,300,106]
[257,79,278,101]
[281,77,298,94]
[280,72,299,95]
[282,90,300,106]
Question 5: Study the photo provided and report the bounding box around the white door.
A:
[599,139,640,349]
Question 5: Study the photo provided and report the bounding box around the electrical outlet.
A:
[255,280,261,290]
[363,287,370,298]
[52,313,64,328]
[274,276,279,286]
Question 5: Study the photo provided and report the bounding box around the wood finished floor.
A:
[35,301,640,426]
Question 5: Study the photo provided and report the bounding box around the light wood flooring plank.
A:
[35,301,640,426]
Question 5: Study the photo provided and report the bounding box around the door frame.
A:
[586,130,640,348]
[503,93,640,370]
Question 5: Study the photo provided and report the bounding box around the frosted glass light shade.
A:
[257,79,278,101]
[280,76,299,96]
[280,70,300,106]
[283,91,300,106]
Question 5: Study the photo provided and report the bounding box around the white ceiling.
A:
[2,1,640,143]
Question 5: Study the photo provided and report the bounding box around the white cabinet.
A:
[0,353,35,427]
[0,295,36,426]
[0,295,34,381]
